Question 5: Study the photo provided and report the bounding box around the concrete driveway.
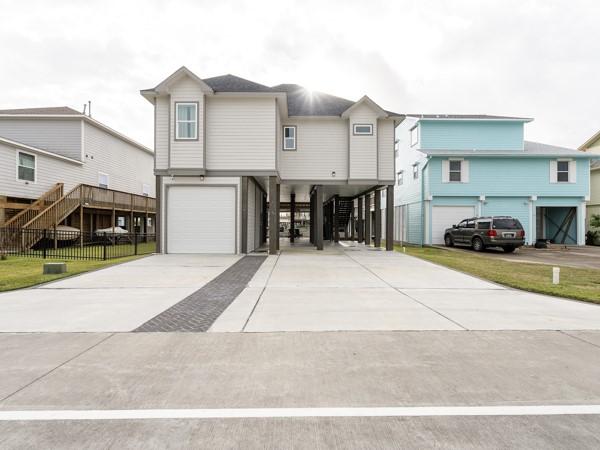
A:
[211,241,600,332]
[0,254,240,332]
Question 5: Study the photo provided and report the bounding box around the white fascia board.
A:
[0,137,83,165]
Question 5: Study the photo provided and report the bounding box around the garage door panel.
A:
[431,206,475,245]
[167,186,236,254]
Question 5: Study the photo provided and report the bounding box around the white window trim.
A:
[397,170,404,186]
[175,102,198,140]
[98,172,109,189]
[142,183,150,196]
[412,163,419,180]
[551,159,575,184]
[353,124,373,135]
[410,125,419,147]
[448,159,462,182]
[16,150,36,183]
[283,125,297,150]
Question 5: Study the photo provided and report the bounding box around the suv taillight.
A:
[487,229,497,237]
[518,230,525,238]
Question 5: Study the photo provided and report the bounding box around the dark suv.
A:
[444,216,525,252]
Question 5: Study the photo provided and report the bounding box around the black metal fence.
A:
[0,228,156,260]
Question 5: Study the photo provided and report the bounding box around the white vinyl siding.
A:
[0,118,82,160]
[169,76,204,169]
[154,96,169,170]
[206,97,276,170]
[83,123,155,197]
[378,119,395,181]
[279,118,348,180]
[166,185,236,254]
[349,103,378,180]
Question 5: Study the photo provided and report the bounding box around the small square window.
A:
[557,160,569,182]
[98,172,109,189]
[283,126,296,150]
[17,152,35,182]
[412,164,419,180]
[142,183,150,197]
[410,126,419,146]
[397,171,404,186]
[449,160,462,182]
[175,103,198,140]
[353,124,373,135]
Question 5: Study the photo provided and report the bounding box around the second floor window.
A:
[283,126,296,150]
[557,160,569,182]
[175,102,198,140]
[410,125,419,146]
[142,183,150,197]
[397,171,404,186]
[353,124,373,135]
[449,160,462,182]
[413,164,419,180]
[17,151,35,182]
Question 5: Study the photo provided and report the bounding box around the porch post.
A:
[241,176,248,253]
[364,193,371,246]
[374,190,381,248]
[309,191,314,244]
[358,196,364,243]
[315,185,324,250]
[386,185,394,251]
[268,176,278,254]
[334,196,340,243]
[290,192,296,243]
[276,182,280,251]
[155,175,161,253]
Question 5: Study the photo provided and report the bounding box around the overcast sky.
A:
[1,0,598,149]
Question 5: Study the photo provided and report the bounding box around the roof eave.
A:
[578,130,600,151]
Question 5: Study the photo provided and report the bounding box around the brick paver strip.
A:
[134,255,267,332]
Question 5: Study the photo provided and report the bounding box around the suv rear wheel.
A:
[444,234,454,247]
[472,237,485,252]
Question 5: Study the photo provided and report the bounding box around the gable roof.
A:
[142,67,402,119]
[407,114,533,122]
[578,129,600,151]
[204,74,278,93]
[0,106,82,116]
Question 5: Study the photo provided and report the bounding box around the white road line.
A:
[2,405,600,421]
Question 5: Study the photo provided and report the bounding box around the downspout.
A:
[420,157,431,247]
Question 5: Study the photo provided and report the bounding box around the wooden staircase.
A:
[1,183,157,251]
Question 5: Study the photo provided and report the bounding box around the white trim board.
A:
[1,405,600,421]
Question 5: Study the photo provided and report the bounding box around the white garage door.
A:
[431,206,475,245]
[167,186,236,254]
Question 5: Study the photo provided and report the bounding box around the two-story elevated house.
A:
[393,115,594,247]
[0,107,156,236]
[141,67,403,254]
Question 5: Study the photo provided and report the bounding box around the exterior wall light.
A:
[331,171,336,178]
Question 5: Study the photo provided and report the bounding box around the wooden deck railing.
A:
[79,185,156,213]
[2,183,64,229]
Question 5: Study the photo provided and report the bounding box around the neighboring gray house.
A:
[141,67,403,254]
[0,107,156,234]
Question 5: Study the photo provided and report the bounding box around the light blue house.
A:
[392,114,594,247]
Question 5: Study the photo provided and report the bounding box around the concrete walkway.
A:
[211,241,600,332]
[0,254,240,332]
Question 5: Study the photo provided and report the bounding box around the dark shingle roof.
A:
[272,84,355,116]
[0,106,82,115]
[202,74,277,93]
[406,114,532,121]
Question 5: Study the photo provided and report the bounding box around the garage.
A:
[431,205,475,244]
[166,185,236,254]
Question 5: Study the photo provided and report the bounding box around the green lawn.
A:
[0,254,149,292]
[396,245,600,304]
